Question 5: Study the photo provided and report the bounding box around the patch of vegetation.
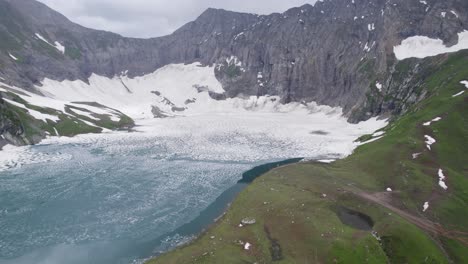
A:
[1,90,135,143]
[357,58,376,76]
[32,35,64,60]
[66,104,134,130]
[65,47,82,60]
[0,28,21,51]
[1,101,43,143]
[54,114,101,136]
[355,133,373,143]
[148,52,468,263]
[224,64,242,78]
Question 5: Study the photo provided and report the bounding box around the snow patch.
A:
[8,53,18,61]
[461,80,468,89]
[226,56,242,67]
[3,98,60,122]
[0,81,122,124]
[424,135,436,150]
[234,32,244,40]
[54,41,65,54]
[358,135,384,145]
[363,41,375,52]
[39,63,226,119]
[452,81,468,97]
[423,202,429,212]
[68,108,100,121]
[317,159,335,163]
[363,42,370,52]
[394,31,468,60]
[373,131,385,137]
[35,33,66,54]
[438,169,448,190]
[244,242,251,250]
[423,117,442,126]
[375,82,383,91]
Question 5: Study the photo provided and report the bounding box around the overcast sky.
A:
[37,0,317,38]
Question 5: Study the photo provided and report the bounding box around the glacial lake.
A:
[0,113,385,264]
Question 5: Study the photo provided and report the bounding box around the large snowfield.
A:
[0,62,387,171]
[0,63,386,264]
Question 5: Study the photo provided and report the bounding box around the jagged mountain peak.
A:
[0,0,467,122]
[3,0,77,30]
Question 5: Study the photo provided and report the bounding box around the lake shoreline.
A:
[142,158,304,262]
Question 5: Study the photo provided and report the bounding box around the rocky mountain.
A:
[0,0,467,146]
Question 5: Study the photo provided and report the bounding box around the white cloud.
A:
[37,0,317,38]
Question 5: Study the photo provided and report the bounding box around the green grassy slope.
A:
[149,52,468,263]
[0,89,134,144]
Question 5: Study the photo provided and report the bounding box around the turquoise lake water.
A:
[0,137,303,264]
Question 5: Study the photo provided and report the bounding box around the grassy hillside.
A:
[0,88,134,145]
[148,52,468,263]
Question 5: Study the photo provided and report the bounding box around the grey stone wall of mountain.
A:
[0,0,467,125]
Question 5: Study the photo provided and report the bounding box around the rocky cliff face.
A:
[0,0,467,124]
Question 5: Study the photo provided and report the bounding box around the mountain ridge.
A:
[1,0,467,114]
[0,0,467,146]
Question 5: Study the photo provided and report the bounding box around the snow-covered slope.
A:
[0,80,132,143]
[0,83,124,124]
[0,61,389,167]
[394,31,468,60]
[38,62,343,120]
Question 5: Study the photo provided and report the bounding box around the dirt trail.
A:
[354,192,468,246]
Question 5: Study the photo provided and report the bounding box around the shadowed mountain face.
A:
[0,0,467,121]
